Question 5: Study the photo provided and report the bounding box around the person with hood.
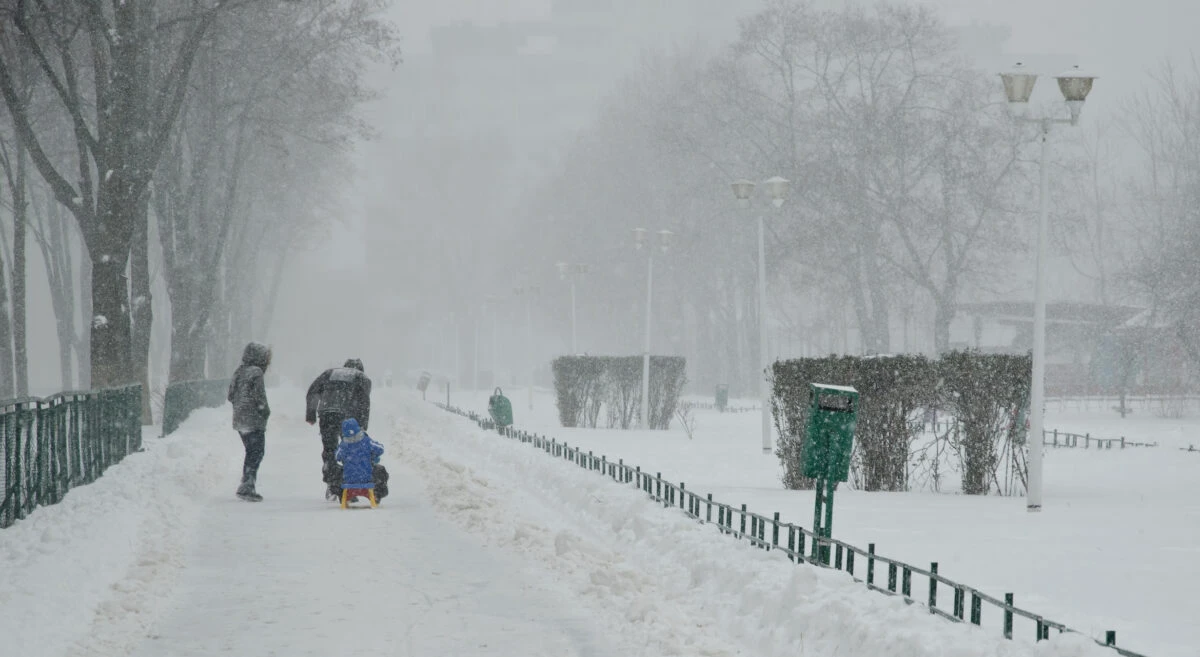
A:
[227,342,272,502]
[306,358,372,499]
[334,418,386,504]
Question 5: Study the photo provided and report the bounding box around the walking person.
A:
[228,342,272,502]
[305,358,372,500]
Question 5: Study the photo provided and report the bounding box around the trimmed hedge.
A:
[772,351,1030,494]
[553,355,687,430]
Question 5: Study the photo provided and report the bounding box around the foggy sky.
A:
[18,0,1200,395]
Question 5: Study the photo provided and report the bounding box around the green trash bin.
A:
[488,387,513,432]
[801,383,858,482]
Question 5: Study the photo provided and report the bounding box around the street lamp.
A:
[634,227,672,430]
[731,175,790,454]
[513,285,541,411]
[999,63,1097,512]
[556,261,590,354]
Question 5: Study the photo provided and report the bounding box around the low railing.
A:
[688,402,760,413]
[922,420,1160,450]
[1,385,142,529]
[438,402,1150,657]
[161,378,230,436]
[1044,429,1157,449]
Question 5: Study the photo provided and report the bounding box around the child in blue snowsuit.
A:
[335,418,386,502]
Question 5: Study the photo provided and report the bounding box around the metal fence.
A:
[1044,429,1157,449]
[1,385,142,529]
[161,378,231,436]
[436,402,1149,657]
[688,402,761,413]
[921,421,1160,451]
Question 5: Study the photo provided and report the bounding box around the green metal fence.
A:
[1,385,142,529]
[161,378,231,436]
[437,402,1150,657]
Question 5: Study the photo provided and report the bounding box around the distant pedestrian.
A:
[306,358,372,500]
[228,342,272,502]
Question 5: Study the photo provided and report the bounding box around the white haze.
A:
[16,0,1200,396]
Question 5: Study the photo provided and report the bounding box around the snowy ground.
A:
[0,384,1154,657]
[454,386,1200,657]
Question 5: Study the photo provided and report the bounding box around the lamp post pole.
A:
[756,212,770,453]
[557,262,589,354]
[513,286,539,411]
[634,229,671,430]
[999,63,1097,511]
[641,248,654,430]
[732,176,790,454]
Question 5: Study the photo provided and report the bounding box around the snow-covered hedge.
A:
[553,355,687,430]
[771,351,1029,494]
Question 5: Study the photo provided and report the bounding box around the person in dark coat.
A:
[306,358,373,499]
[227,342,272,502]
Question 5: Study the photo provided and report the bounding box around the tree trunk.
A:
[130,193,153,423]
[78,243,92,389]
[168,299,207,383]
[12,144,26,396]
[933,296,953,354]
[0,246,14,399]
[89,248,133,389]
[33,186,79,390]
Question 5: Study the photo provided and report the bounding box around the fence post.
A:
[970,592,982,625]
[953,587,964,620]
[902,566,911,597]
[706,493,712,523]
[835,544,844,570]
[1053,429,1058,447]
[1121,436,1126,449]
[656,473,661,501]
[679,482,686,512]
[929,563,938,611]
[772,512,781,549]
[740,503,747,537]
[846,547,854,575]
[1085,433,1090,449]
[1004,593,1013,639]
[787,526,796,562]
[867,543,876,586]
[888,563,897,593]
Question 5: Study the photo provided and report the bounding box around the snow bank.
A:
[389,394,1112,657]
[0,407,235,657]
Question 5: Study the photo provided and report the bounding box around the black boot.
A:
[237,474,263,502]
[373,464,389,502]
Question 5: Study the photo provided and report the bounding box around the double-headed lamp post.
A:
[731,176,790,454]
[634,227,672,430]
[556,262,590,354]
[999,63,1097,512]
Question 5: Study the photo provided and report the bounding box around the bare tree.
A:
[0,1,248,393]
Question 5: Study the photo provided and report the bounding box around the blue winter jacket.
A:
[335,429,384,487]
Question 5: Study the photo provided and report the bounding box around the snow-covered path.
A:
[2,386,1115,657]
[127,413,619,657]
